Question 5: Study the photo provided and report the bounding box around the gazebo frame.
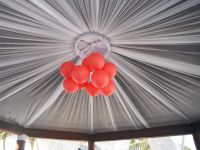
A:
[0,120,199,150]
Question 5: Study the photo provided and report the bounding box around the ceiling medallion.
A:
[75,32,110,58]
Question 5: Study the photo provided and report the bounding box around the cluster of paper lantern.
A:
[59,52,117,96]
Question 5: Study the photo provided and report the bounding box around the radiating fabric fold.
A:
[0,0,200,133]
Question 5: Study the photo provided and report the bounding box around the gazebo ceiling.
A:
[0,0,200,134]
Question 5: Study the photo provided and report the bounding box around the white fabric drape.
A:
[0,0,200,133]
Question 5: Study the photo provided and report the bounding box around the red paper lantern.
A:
[91,70,109,88]
[59,61,75,77]
[87,52,105,70]
[82,57,93,71]
[71,65,89,84]
[86,83,100,96]
[63,77,79,93]
[79,82,88,89]
[103,62,117,79]
[101,80,116,96]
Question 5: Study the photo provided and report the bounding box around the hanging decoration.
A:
[59,52,117,96]
[59,62,75,77]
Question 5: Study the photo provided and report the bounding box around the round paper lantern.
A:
[82,57,93,71]
[79,82,88,89]
[63,78,79,93]
[86,83,100,96]
[88,52,105,70]
[101,80,116,96]
[91,70,109,88]
[59,61,75,77]
[103,62,117,79]
[71,65,89,84]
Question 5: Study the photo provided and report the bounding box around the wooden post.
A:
[193,131,200,150]
[88,140,94,150]
[16,134,27,150]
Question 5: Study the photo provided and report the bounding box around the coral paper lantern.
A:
[82,57,93,71]
[60,52,117,96]
[103,62,117,79]
[86,83,100,96]
[79,82,88,89]
[87,52,105,70]
[59,61,75,77]
[71,65,89,84]
[63,78,79,93]
[101,80,116,96]
[91,70,109,88]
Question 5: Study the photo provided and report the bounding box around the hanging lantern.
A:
[71,65,90,84]
[86,83,100,97]
[87,52,105,70]
[60,51,117,97]
[63,77,79,93]
[91,70,109,89]
[79,82,88,89]
[103,62,117,79]
[82,57,93,71]
[59,61,75,77]
[101,80,116,96]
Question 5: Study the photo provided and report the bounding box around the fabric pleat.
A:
[0,0,200,133]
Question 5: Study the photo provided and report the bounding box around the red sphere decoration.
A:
[59,61,75,77]
[103,62,117,79]
[87,52,105,70]
[86,83,100,97]
[101,80,116,96]
[82,57,93,71]
[63,78,79,93]
[91,70,109,88]
[71,65,89,84]
[79,82,88,89]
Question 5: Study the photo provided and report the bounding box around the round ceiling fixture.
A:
[75,32,110,58]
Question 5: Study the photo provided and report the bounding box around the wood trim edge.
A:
[0,120,199,141]
[92,121,200,141]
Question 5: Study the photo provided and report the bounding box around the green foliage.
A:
[130,138,192,150]
[130,138,151,150]
[0,131,12,150]
[29,137,36,150]
[1,132,39,150]
[184,145,191,150]
[0,131,8,140]
[29,137,40,150]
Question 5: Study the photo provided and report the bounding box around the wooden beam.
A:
[0,120,25,134]
[92,121,200,141]
[26,128,91,141]
[88,140,94,150]
[0,119,200,141]
[0,120,91,141]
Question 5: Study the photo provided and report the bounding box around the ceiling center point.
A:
[75,32,110,58]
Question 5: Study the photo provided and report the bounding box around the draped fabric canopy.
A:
[0,0,200,134]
